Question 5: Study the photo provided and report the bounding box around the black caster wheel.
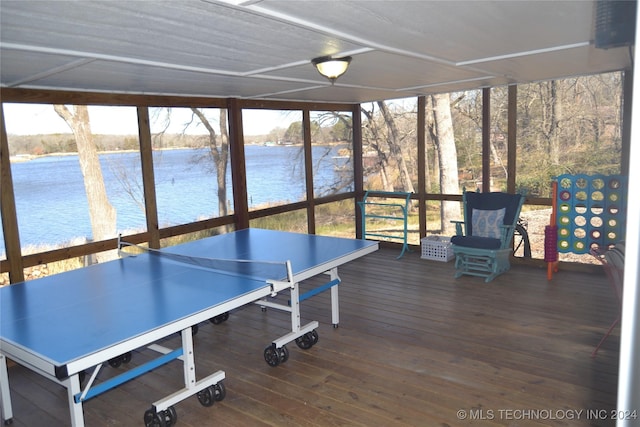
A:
[143,408,166,427]
[144,406,177,427]
[295,330,319,349]
[108,356,122,368]
[264,344,288,366]
[210,311,229,324]
[264,345,280,367]
[278,345,289,363]
[295,333,314,350]
[164,406,177,426]
[197,385,216,407]
[108,352,132,368]
[213,381,226,402]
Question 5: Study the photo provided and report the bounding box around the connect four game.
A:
[555,174,627,254]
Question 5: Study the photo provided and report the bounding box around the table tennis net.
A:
[118,240,290,283]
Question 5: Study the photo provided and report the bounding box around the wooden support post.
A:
[482,88,491,193]
[228,98,249,230]
[137,107,160,249]
[507,85,517,194]
[0,103,24,283]
[417,96,427,238]
[302,110,315,234]
[352,104,364,239]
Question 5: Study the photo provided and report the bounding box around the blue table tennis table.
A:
[0,228,378,427]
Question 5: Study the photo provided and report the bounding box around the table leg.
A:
[181,328,196,390]
[0,354,13,425]
[147,326,225,415]
[65,374,85,427]
[329,268,340,327]
[290,283,302,332]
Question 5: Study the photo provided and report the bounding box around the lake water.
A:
[1,145,352,256]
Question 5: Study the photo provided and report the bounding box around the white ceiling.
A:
[0,0,634,104]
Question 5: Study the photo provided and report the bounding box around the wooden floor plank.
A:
[2,248,619,426]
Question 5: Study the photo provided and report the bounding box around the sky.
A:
[3,104,300,136]
[3,99,416,138]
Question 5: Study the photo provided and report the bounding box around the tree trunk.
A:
[539,81,561,167]
[218,109,230,218]
[377,101,415,194]
[190,108,229,220]
[361,106,393,191]
[53,105,117,262]
[490,140,507,179]
[549,81,561,166]
[429,94,460,234]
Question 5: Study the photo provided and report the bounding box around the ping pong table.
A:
[0,228,378,427]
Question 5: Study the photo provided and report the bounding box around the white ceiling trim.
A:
[248,84,328,100]
[457,41,592,67]
[400,76,498,92]
[1,42,321,84]
[226,1,459,66]
[6,58,96,87]
[246,48,374,77]
[1,42,243,76]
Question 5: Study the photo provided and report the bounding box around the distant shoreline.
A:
[9,147,192,163]
[8,142,336,163]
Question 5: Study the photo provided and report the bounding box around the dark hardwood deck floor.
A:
[3,248,619,426]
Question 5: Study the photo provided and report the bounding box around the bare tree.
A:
[361,105,393,191]
[53,105,117,262]
[377,101,415,194]
[190,108,230,218]
[427,94,460,233]
[538,81,562,166]
[305,112,355,196]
